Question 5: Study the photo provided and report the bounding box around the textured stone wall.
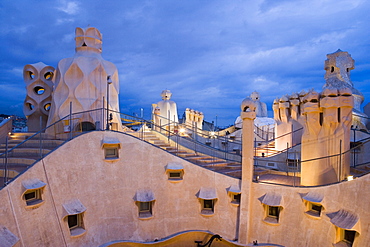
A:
[46,27,122,134]
[23,62,54,132]
[0,131,368,246]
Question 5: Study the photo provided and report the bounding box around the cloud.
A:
[122,2,154,21]
[62,32,75,43]
[56,1,79,15]
[252,76,279,91]
[56,18,74,25]
[8,67,24,78]
[0,0,370,125]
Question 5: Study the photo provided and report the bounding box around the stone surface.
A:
[184,108,203,129]
[152,90,179,130]
[46,27,122,134]
[323,49,367,130]
[300,90,353,186]
[23,62,54,132]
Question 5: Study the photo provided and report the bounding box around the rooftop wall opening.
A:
[21,178,47,208]
[62,199,87,237]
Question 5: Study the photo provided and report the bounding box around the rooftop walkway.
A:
[1,124,369,189]
[0,132,64,187]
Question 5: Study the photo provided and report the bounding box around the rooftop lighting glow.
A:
[347,175,354,181]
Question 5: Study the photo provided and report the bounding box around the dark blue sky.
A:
[1,0,370,126]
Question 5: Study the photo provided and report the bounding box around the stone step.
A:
[177,152,197,158]
[128,130,244,179]
[0,158,36,165]
[213,166,241,173]
[0,169,20,179]
[0,148,51,156]
[350,165,370,176]
[185,156,209,161]
[0,141,62,149]
[151,141,168,146]
[9,132,55,140]
[2,139,64,145]
[167,149,188,154]
[143,136,160,141]
[0,164,29,173]
[198,158,225,163]
[223,170,242,178]
[127,132,157,139]
[202,162,230,167]
[161,146,176,151]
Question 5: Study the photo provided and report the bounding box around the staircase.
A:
[350,164,370,177]
[254,141,278,157]
[128,131,243,178]
[0,132,64,187]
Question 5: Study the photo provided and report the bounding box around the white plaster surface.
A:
[23,62,54,131]
[0,131,368,246]
[46,27,122,133]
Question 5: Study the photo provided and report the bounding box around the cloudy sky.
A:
[1,0,370,126]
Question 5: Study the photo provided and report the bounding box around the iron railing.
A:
[1,107,369,189]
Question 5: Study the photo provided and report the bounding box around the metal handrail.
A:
[2,107,369,189]
[0,108,106,187]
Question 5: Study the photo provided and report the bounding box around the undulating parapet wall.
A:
[23,62,54,132]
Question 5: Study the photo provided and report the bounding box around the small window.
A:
[165,163,184,182]
[335,228,357,247]
[169,172,181,178]
[197,187,217,216]
[135,190,155,219]
[68,214,79,229]
[228,185,241,205]
[201,199,215,215]
[329,209,359,246]
[22,179,46,208]
[167,170,183,181]
[311,204,322,214]
[344,230,356,244]
[138,201,153,218]
[306,202,323,217]
[102,138,121,161]
[263,205,281,224]
[29,71,35,79]
[67,213,85,236]
[268,206,279,218]
[105,147,118,159]
[63,199,87,237]
[232,193,241,204]
[24,189,42,206]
